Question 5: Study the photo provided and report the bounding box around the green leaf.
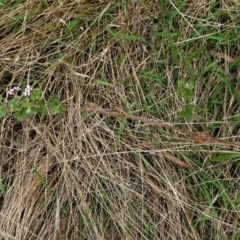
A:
[139,70,164,85]
[81,110,88,121]
[30,89,42,101]
[0,179,6,196]
[33,168,53,196]
[47,97,60,107]
[142,105,159,116]
[21,102,33,109]
[58,105,65,114]
[0,107,7,117]
[96,80,116,87]
[68,19,80,30]
[157,0,170,14]
[49,105,64,115]
[55,52,67,59]
[25,108,32,114]
[177,79,186,89]
[122,34,141,41]
[211,153,240,163]
[105,27,118,40]
[115,118,127,147]
[21,105,32,115]
[61,207,70,216]
[8,99,19,112]
[0,95,3,102]
[177,80,195,99]
[179,88,194,99]
[36,104,47,114]
[15,112,25,121]
[8,99,17,106]
[47,98,65,115]
[43,0,49,8]
[179,104,193,119]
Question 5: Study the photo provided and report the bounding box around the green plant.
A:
[0,85,65,121]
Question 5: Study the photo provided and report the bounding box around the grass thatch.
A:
[0,0,240,239]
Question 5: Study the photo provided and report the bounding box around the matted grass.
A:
[0,0,240,239]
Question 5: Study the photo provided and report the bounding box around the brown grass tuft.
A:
[0,0,239,239]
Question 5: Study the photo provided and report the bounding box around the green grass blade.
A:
[115,118,127,147]
[34,168,53,196]
[0,179,6,196]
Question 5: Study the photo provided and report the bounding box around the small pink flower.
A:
[8,86,21,95]
[23,85,31,96]
[8,89,14,95]
[13,86,21,92]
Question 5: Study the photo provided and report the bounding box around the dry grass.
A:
[0,0,240,239]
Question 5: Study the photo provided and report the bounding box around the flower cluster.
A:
[8,85,32,97]
[8,86,21,95]
[0,84,65,121]
[23,85,32,96]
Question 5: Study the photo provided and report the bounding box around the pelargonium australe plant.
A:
[0,84,65,121]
